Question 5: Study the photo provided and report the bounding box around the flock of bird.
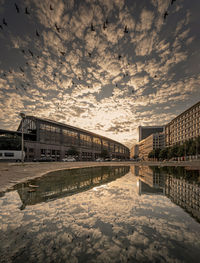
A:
[0,0,177,96]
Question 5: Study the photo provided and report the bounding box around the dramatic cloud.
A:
[0,0,199,147]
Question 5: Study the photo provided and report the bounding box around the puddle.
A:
[0,165,200,263]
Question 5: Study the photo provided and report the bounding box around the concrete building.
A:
[15,116,130,161]
[130,144,139,158]
[138,126,164,142]
[138,132,165,160]
[165,101,200,146]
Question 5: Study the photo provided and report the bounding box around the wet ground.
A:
[0,165,200,262]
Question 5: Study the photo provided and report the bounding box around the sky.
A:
[0,0,199,148]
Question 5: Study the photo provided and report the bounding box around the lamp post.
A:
[19,112,26,163]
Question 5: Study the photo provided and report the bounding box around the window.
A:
[5,152,14,157]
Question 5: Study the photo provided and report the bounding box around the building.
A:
[138,126,164,141]
[138,132,165,160]
[130,144,139,158]
[165,175,200,222]
[165,101,200,146]
[15,116,130,161]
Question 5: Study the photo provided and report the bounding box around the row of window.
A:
[38,125,128,153]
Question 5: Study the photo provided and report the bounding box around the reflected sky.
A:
[0,165,200,263]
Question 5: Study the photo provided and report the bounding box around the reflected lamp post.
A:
[19,112,26,163]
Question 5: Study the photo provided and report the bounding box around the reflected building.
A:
[135,166,200,222]
[137,166,165,192]
[14,116,129,161]
[14,166,130,209]
[165,175,200,222]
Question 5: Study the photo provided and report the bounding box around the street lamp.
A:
[19,112,26,163]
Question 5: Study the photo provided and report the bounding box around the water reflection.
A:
[13,166,130,209]
[0,165,200,263]
[134,166,200,222]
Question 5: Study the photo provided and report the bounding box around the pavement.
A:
[0,160,199,193]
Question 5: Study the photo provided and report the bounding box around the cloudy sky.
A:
[0,0,199,147]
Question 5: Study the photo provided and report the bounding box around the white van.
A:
[0,150,25,162]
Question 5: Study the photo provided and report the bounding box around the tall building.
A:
[138,126,164,141]
[138,132,165,160]
[165,101,200,146]
[15,115,130,161]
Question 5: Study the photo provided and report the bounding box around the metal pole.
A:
[21,118,24,163]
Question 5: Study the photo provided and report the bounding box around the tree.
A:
[154,148,161,160]
[148,150,154,159]
[66,147,78,156]
[177,145,185,157]
[159,148,168,160]
[100,149,109,158]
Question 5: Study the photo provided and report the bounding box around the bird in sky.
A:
[55,23,61,33]
[19,67,24,72]
[124,25,128,33]
[103,22,107,30]
[36,30,40,37]
[25,7,30,15]
[28,49,34,57]
[3,18,8,26]
[91,23,95,31]
[164,11,169,20]
[14,3,20,13]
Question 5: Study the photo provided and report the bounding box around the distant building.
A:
[138,133,165,160]
[165,101,200,146]
[14,116,129,161]
[138,126,164,142]
[130,144,139,158]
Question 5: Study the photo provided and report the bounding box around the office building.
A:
[138,132,165,160]
[130,144,139,158]
[165,101,200,146]
[138,126,164,141]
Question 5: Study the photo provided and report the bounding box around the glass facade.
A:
[17,116,130,161]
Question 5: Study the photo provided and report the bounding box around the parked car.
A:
[96,158,104,162]
[62,157,76,162]
[33,157,55,162]
[111,158,118,161]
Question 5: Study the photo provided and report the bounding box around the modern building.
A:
[138,132,165,160]
[165,101,200,146]
[130,144,139,158]
[138,126,164,142]
[15,115,130,161]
